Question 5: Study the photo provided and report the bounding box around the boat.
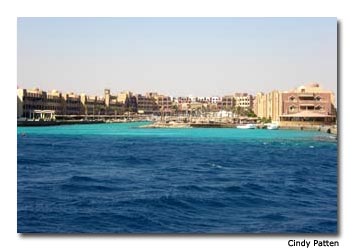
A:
[266,123,279,130]
[236,124,257,129]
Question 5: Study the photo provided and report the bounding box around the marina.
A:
[16,17,338,236]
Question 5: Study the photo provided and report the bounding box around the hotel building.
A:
[136,94,159,114]
[104,89,126,115]
[254,83,336,125]
[280,83,336,125]
[80,94,106,116]
[156,95,172,113]
[17,88,56,119]
[234,93,253,110]
[17,83,336,126]
[221,95,235,111]
[63,92,82,115]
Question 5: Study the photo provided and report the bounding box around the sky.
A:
[17,17,337,97]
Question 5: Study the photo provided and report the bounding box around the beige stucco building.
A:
[254,83,336,125]
[280,83,336,126]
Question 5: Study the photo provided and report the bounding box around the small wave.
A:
[257,213,289,221]
[242,182,274,194]
[206,162,224,169]
[286,185,314,196]
[128,194,195,211]
[177,184,208,192]
[318,220,337,230]
[237,195,277,207]
[124,155,153,164]
[69,176,97,182]
[61,183,116,192]
[61,175,119,192]
[224,185,242,192]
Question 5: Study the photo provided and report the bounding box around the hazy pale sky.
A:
[17,17,337,97]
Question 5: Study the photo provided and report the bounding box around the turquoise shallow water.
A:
[17,121,334,140]
[17,122,337,233]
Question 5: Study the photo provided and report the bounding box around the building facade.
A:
[136,94,159,114]
[254,83,336,125]
[279,83,336,125]
[104,89,125,115]
[221,95,235,111]
[63,92,82,115]
[17,88,50,119]
[80,94,106,116]
[156,95,172,113]
[255,92,267,119]
[235,94,253,110]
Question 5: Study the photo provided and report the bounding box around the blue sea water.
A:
[17,122,337,233]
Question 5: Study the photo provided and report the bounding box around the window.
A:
[289,105,296,112]
[289,96,296,101]
[315,96,321,101]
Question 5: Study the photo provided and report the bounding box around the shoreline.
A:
[140,121,337,135]
[17,119,337,135]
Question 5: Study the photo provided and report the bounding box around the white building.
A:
[211,96,221,104]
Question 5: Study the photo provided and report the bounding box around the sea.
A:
[17,122,337,233]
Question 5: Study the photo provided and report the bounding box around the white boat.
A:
[266,123,279,130]
[237,124,257,129]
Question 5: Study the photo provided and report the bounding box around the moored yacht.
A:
[266,123,279,130]
[236,124,257,129]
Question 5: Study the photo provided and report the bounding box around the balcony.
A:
[298,93,314,97]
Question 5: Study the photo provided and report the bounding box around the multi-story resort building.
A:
[136,94,160,114]
[16,87,164,118]
[80,94,106,116]
[121,91,138,113]
[156,95,172,113]
[63,92,82,116]
[104,89,126,115]
[221,95,235,111]
[177,96,189,104]
[254,83,336,126]
[196,97,211,103]
[17,82,336,126]
[255,91,282,122]
[47,90,64,116]
[17,88,58,119]
[280,83,336,126]
[234,93,253,110]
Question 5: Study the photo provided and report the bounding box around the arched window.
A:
[289,96,296,101]
[315,96,321,101]
[315,105,322,110]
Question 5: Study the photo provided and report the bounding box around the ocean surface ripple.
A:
[17,122,337,233]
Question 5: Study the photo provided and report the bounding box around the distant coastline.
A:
[17,118,337,136]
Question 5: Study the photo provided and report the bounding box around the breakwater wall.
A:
[280,125,337,135]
